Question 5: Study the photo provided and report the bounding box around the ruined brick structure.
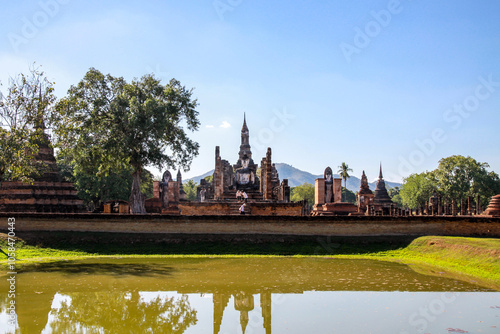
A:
[199,115,291,204]
[312,167,357,216]
[369,164,395,216]
[144,115,297,215]
[357,170,374,214]
[484,194,500,217]
[0,117,84,213]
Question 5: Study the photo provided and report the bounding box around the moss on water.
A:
[1,235,499,290]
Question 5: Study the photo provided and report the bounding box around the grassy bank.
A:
[346,236,500,290]
[1,234,499,290]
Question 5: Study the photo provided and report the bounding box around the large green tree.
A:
[337,162,353,202]
[388,186,403,207]
[183,179,198,201]
[57,152,153,209]
[399,155,500,210]
[434,155,500,205]
[342,187,357,204]
[0,67,55,182]
[290,182,315,205]
[399,172,436,210]
[53,69,200,213]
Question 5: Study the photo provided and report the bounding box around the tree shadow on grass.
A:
[16,231,417,256]
[20,261,177,276]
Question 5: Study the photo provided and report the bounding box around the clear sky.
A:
[1,0,499,183]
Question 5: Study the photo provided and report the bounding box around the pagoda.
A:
[233,113,260,191]
[196,114,291,208]
[356,170,374,214]
[0,116,84,213]
[483,194,500,217]
[371,164,394,215]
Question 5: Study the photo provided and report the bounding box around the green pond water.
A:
[1,257,499,334]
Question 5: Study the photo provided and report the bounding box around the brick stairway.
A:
[228,200,252,215]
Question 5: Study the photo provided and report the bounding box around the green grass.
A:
[368,236,500,289]
[1,235,499,290]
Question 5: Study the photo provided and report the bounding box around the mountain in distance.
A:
[274,163,401,191]
[186,169,214,184]
[185,163,401,192]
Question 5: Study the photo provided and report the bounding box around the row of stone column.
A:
[366,204,412,216]
[416,194,482,216]
[365,195,484,217]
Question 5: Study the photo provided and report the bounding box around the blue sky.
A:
[1,0,499,183]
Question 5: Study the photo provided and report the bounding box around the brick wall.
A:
[179,203,232,215]
[1,214,499,237]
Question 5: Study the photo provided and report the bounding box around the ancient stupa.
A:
[371,164,394,215]
[0,115,84,213]
[483,194,500,217]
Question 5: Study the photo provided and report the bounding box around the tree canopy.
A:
[399,156,500,209]
[291,182,314,205]
[183,180,198,201]
[53,69,200,213]
[57,152,153,210]
[434,155,500,202]
[0,66,55,182]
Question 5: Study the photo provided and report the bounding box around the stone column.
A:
[468,196,473,215]
[452,199,457,216]
[153,181,160,198]
[315,178,325,206]
[476,194,481,215]
[437,195,443,215]
[333,179,342,203]
[443,198,448,215]
[460,198,466,216]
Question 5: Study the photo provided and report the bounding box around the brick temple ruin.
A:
[0,116,84,213]
[312,164,400,216]
[145,115,304,216]
[1,113,499,217]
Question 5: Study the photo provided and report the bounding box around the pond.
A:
[1,257,499,333]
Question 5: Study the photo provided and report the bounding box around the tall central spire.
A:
[241,112,249,146]
[239,113,251,159]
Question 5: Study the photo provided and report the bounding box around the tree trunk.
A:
[343,177,346,202]
[130,168,146,214]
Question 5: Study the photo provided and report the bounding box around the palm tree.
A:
[338,162,353,202]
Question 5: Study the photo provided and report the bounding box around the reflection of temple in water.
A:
[213,291,272,334]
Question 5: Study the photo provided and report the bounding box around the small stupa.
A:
[483,194,500,217]
[0,114,84,213]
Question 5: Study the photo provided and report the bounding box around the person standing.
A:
[239,203,246,215]
[242,191,248,203]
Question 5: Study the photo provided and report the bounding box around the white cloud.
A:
[219,121,231,128]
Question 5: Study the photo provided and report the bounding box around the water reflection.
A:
[0,257,498,334]
[213,291,271,334]
[48,292,197,333]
